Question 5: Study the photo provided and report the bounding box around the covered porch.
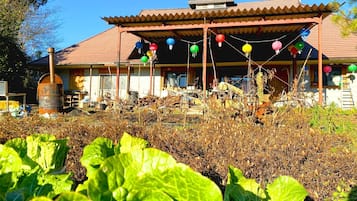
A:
[103,3,333,105]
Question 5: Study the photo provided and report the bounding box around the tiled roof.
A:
[306,15,357,61]
[30,0,356,67]
[31,27,139,67]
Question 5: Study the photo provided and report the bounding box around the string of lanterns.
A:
[135,27,357,91]
[137,27,314,65]
[322,64,357,77]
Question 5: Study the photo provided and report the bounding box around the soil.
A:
[0,106,356,200]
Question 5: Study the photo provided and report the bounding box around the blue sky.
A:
[43,0,332,50]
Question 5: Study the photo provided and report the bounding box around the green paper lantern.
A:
[190,44,199,58]
[295,41,304,50]
[190,44,199,54]
[348,64,357,72]
[140,55,149,63]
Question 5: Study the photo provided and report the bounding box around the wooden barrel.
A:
[38,83,64,115]
[37,73,64,116]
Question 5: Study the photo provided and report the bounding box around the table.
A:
[0,93,26,112]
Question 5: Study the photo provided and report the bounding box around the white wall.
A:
[69,67,163,102]
[130,67,161,98]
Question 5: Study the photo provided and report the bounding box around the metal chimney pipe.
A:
[48,47,55,83]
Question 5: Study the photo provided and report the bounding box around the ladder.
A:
[341,76,355,109]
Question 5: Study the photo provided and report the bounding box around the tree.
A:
[0,35,27,92]
[18,5,61,59]
[0,0,50,94]
[331,0,357,36]
[0,0,47,37]
[0,0,28,38]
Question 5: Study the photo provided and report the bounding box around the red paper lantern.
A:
[215,34,225,47]
[289,46,298,58]
[323,65,332,75]
[149,43,158,54]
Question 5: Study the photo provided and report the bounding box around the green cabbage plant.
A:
[78,132,223,201]
[0,134,73,201]
[224,166,308,201]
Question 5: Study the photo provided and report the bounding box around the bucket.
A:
[38,83,63,115]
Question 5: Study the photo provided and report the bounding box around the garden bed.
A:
[0,106,356,200]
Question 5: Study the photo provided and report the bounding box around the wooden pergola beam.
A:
[119,17,320,32]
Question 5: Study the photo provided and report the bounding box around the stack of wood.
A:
[137,95,182,108]
[157,95,182,108]
[137,96,159,107]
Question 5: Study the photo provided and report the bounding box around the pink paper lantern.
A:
[272,40,282,55]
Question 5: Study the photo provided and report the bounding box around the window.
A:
[166,72,187,88]
[99,74,116,98]
[100,75,115,90]
[221,75,253,94]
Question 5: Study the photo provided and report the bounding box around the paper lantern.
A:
[166,38,176,50]
[149,43,158,54]
[215,34,225,47]
[272,40,282,55]
[289,46,298,58]
[146,50,154,59]
[295,41,304,54]
[323,65,332,75]
[135,41,143,54]
[300,28,310,40]
[348,64,357,73]
[140,55,148,63]
[242,43,252,57]
[190,44,199,58]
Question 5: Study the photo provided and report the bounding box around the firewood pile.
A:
[137,96,159,107]
[137,95,182,108]
[158,95,182,108]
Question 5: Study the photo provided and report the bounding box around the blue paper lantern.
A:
[300,28,310,41]
[166,38,176,50]
[135,41,143,54]
[135,41,143,49]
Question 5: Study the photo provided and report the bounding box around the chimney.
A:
[189,0,236,10]
[48,47,55,84]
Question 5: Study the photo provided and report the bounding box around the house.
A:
[30,0,357,108]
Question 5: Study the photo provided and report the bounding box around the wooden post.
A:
[116,26,122,100]
[202,25,208,100]
[89,65,92,102]
[149,60,153,96]
[127,64,131,99]
[318,15,323,105]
